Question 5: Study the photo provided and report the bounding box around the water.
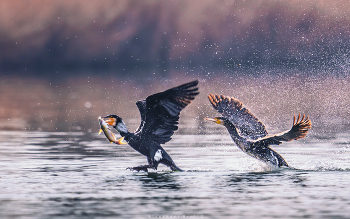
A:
[1,128,350,219]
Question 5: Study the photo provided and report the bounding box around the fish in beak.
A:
[102,117,117,127]
[98,117,126,145]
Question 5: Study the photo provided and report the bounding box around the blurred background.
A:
[1,0,350,134]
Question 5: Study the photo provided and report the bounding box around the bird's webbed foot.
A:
[126,165,154,172]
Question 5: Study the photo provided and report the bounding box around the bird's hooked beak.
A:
[102,117,117,126]
[204,117,222,125]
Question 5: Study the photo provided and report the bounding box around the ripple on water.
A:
[1,131,350,218]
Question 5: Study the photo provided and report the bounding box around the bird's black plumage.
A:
[102,80,199,172]
[206,94,312,167]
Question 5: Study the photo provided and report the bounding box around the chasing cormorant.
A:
[102,80,199,172]
[205,94,311,167]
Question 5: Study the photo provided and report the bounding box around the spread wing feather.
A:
[208,94,267,140]
[135,100,146,134]
[138,80,199,144]
[256,114,312,146]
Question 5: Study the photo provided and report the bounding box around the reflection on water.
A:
[0,130,350,218]
[140,173,182,190]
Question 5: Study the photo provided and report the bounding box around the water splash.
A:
[300,159,350,172]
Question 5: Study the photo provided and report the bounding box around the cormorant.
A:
[101,80,199,172]
[205,94,311,167]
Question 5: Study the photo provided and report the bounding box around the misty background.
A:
[0,0,350,135]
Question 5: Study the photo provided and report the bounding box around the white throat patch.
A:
[154,149,163,162]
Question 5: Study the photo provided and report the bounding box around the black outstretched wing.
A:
[255,114,312,146]
[208,94,267,140]
[135,100,146,134]
[138,80,199,144]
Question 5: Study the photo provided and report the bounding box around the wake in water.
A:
[299,159,350,172]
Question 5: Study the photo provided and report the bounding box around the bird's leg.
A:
[126,165,154,172]
[127,157,162,172]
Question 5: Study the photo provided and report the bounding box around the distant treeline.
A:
[1,0,350,77]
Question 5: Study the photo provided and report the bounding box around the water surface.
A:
[0,129,350,218]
